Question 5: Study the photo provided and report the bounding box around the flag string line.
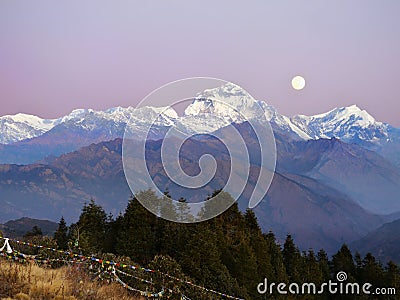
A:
[111,266,166,298]
[116,268,155,285]
[0,236,244,300]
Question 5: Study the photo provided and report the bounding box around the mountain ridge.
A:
[1,87,398,145]
[0,135,396,253]
[1,83,399,169]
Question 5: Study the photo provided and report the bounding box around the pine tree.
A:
[76,199,107,254]
[115,192,157,263]
[160,190,178,221]
[386,261,399,290]
[354,251,363,280]
[282,234,303,282]
[317,249,330,281]
[208,203,258,298]
[177,197,194,223]
[360,253,385,286]
[199,190,235,221]
[103,213,118,253]
[304,250,325,285]
[264,231,288,283]
[54,216,68,250]
[178,222,245,299]
[244,209,274,287]
[331,244,356,280]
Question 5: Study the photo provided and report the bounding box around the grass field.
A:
[0,259,141,300]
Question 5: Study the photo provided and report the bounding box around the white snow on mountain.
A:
[185,83,264,122]
[0,113,57,144]
[0,106,180,144]
[184,83,310,139]
[0,84,397,146]
[291,105,390,143]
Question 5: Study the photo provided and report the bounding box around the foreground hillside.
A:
[0,260,140,300]
[1,196,399,299]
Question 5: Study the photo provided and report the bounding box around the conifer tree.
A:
[386,261,399,289]
[116,192,157,263]
[177,197,194,223]
[264,231,288,283]
[76,199,107,254]
[360,253,385,286]
[178,222,245,298]
[54,216,68,250]
[244,209,274,286]
[354,251,363,280]
[282,234,303,282]
[304,250,324,285]
[317,249,330,281]
[103,212,118,253]
[331,244,356,279]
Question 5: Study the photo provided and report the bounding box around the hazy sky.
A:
[0,1,399,126]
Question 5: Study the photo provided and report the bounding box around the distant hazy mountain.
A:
[350,218,400,264]
[252,172,384,253]
[0,217,58,238]
[0,139,130,223]
[0,136,390,254]
[275,136,400,215]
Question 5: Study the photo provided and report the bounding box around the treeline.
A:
[24,191,400,299]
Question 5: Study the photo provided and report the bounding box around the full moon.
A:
[291,75,306,90]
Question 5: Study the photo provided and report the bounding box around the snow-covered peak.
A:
[1,94,394,147]
[183,84,310,139]
[184,83,265,122]
[292,105,387,142]
[0,113,58,144]
[195,82,251,100]
[1,113,56,130]
[58,108,95,123]
[129,106,178,126]
[299,104,377,127]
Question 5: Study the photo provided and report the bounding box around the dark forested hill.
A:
[0,217,58,238]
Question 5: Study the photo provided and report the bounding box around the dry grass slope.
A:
[0,260,142,300]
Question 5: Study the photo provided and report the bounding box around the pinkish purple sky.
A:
[0,1,399,126]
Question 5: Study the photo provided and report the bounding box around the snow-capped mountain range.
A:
[1,83,398,147]
[0,113,57,144]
